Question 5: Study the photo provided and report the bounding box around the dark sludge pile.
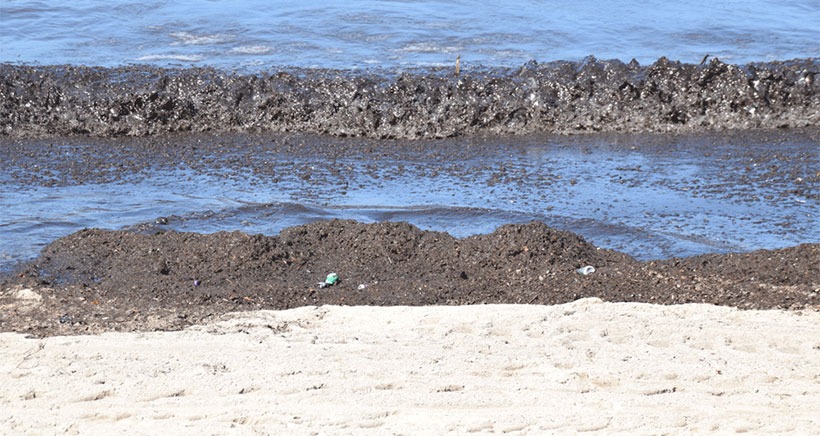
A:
[1,57,818,139]
[2,221,818,336]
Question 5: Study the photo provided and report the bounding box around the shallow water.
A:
[2,0,818,71]
[2,2,818,276]
[1,132,817,272]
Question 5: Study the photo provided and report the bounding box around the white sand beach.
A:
[2,298,819,435]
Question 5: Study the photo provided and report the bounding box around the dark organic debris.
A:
[1,57,817,139]
[2,220,817,336]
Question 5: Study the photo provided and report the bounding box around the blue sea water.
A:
[1,0,818,71]
[1,132,818,271]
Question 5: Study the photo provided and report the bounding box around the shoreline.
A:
[1,128,817,272]
[2,221,817,337]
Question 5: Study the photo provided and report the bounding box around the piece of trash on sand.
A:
[576,266,596,275]
[357,283,368,290]
[318,273,339,289]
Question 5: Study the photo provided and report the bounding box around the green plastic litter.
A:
[325,273,339,285]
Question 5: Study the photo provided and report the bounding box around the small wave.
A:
[399,42,461,54]
[170,31,234,46]
[230,45,273,55]
[134,54,205,62]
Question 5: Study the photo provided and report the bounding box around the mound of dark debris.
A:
[2,57,817,139]
[2,220,817,336]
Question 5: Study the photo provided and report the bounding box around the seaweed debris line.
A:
[2,221,817,336]
[1,57,817,139]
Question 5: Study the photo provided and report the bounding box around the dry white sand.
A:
[2,298,819,435]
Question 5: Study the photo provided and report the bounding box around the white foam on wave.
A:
[135,54,204,62]
[170,31,233,46]
[230,45,272,55]
[399,42,461,54]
